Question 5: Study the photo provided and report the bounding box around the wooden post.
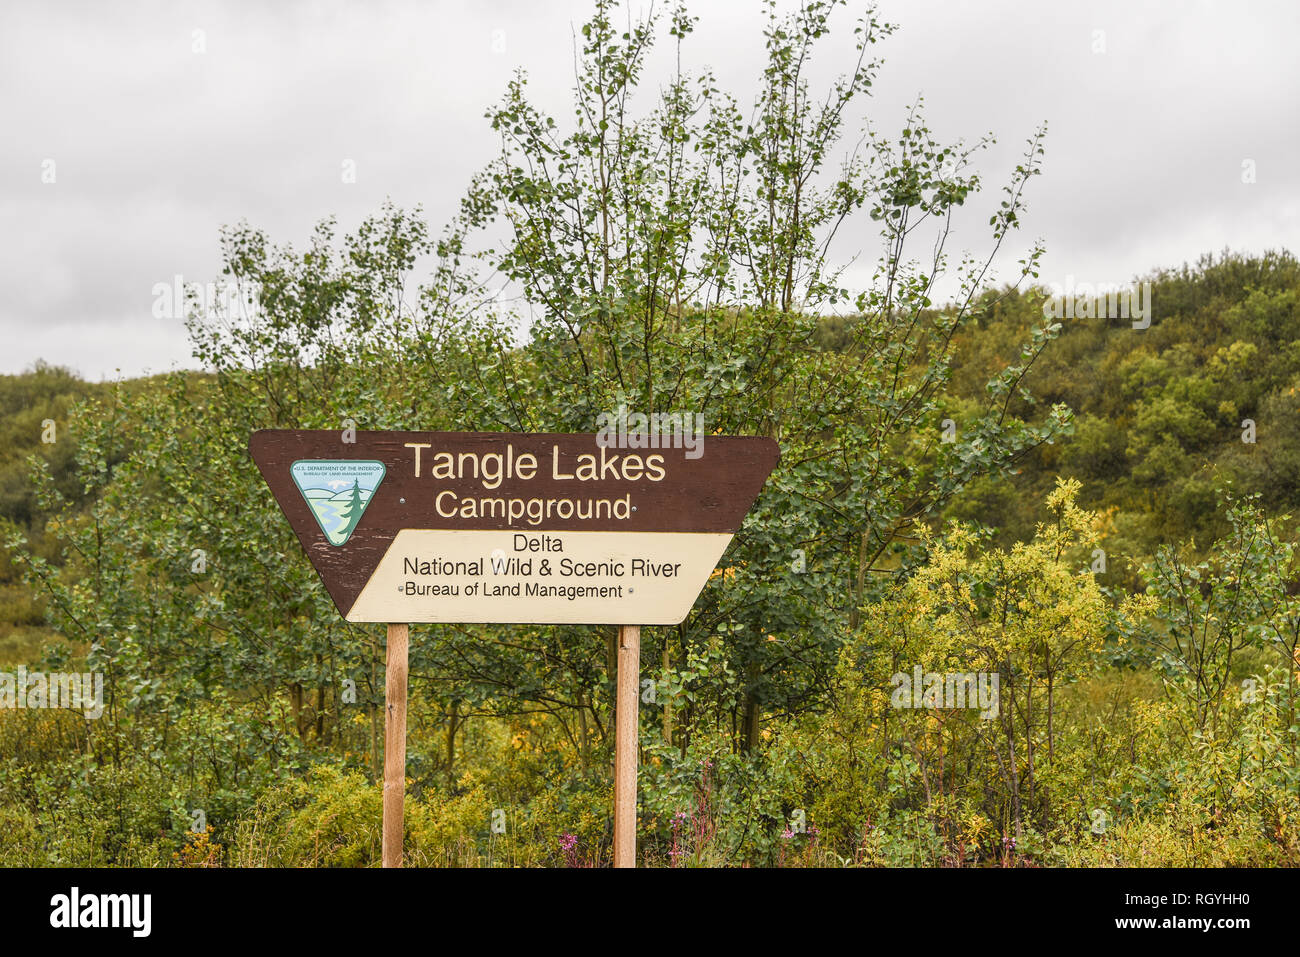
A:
[383,622,408,868]
[613,624,641,868]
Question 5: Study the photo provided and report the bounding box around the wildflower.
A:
[560,832,580,867]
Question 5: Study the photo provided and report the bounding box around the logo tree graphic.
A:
[339,478,365,539]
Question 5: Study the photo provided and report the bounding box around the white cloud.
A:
[2,0,1297,377]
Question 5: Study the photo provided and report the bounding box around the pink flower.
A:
[559,832,580,867]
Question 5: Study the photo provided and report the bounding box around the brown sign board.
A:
[248,430,780,624]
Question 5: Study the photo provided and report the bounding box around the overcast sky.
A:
[2,0,1297,380]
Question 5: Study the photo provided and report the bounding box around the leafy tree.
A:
[452,0,1066,750]
[851,479,1119,841]
[1141,492,1300,742]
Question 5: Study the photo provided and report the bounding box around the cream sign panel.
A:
[349,530,734,623]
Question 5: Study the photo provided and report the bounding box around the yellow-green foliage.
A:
[226,766,493,868]
[231,766,383,867]
[849,479,1128,841]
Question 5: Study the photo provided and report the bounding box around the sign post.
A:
[613,624,640,867]
[382,622,408,868]
[250,430,778,868]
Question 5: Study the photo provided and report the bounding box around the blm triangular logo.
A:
[290,459,386,546]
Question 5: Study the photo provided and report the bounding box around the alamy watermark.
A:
[1042,277,1152,330]
[0,667,104,719]
[890,666,999,719]
[151,274,261,321]
[50,887,150,937]
[595,406,705,459]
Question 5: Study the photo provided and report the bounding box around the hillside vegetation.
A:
[3,251,1297,867]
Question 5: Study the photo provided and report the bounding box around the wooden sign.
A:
[249,428,779,868]
[248,430,780,625]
